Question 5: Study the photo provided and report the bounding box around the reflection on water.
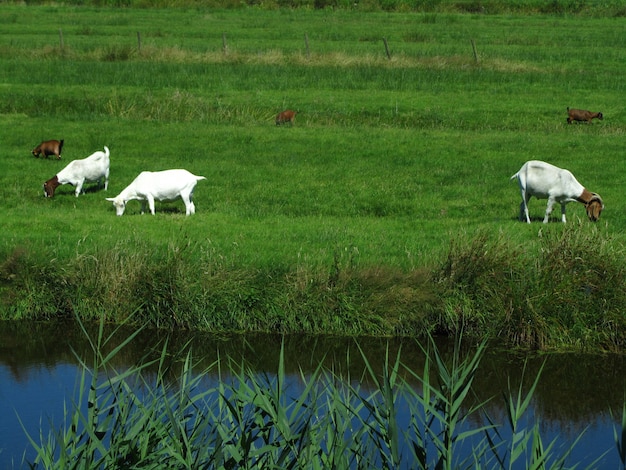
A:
[0,320,624,467]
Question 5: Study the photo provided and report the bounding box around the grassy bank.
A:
[1,5,626,350]
[4,223,626,351]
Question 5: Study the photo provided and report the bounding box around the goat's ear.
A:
[591,193,604,207]
[105,197,115,202]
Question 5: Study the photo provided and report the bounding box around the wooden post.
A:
[222,32,228,54]
[383,37,391,60]
[304,33,310,59]
[59,29,64,50]
[471,38,479,64]
[137,31,141,51]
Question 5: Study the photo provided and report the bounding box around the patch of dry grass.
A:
[1,41,546,75]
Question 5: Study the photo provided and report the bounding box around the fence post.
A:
[304,33,310,59]
[471,38,479,63]
[383,37,391,59]
[222,32,228,54]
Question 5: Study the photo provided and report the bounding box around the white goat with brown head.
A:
[511,160,603,224]
[43,146,110,197]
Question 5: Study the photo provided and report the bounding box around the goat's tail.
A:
[103,146,110,157]
[510,171,519,181]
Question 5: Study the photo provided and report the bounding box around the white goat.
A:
[511,160,603,224]
[106,169,206,216]
[43,146,110,198]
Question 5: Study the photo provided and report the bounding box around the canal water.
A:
[0,320,625,468]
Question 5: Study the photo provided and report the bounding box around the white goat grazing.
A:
[511,160,603,224]
[43,146,110,198]
[106,169,206,216]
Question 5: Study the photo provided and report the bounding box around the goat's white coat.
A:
[46,146,110,197]
[106,169,206,216]
[511,160,597,224]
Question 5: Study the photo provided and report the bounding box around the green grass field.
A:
[2,4,626,349]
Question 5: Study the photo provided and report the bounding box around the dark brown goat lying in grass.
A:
[567,107,603,124]
[32,139,64,159]
[275,109,297,126]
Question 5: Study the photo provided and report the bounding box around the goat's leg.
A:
[181,191,195,215]
[147,195,156,215]
[75,180,83,197]
[520,193,531,223]
[189,190,196,215]
[560,203,567,223]
[186,196,196,215]
[181,192,190,215]
[519,201,528,223]
[543,198,556,223]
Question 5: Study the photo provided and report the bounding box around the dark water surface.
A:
[0,320,625,468]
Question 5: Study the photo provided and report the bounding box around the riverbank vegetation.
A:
[23,319,621,469]
[1,4,626,351]
[4,225,626,351]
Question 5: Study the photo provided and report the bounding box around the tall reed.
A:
[19,317,605,468]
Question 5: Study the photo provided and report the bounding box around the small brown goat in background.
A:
[276,109,297,126]
[567,107,603,124]
[32,139,64,159]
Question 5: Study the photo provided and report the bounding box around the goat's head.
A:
[596,112,604,120]
[106,197,126,216]
[43,176,60,198]
[585,193,604,222]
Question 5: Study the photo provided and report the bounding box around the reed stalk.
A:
[17,318,607,469]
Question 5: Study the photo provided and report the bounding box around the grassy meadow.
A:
[1,4,626,349]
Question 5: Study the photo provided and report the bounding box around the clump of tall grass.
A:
[436,224,626,351]
[531,224,626,350]
[0,246,25,283]
[436,230,519,337]
[20,317,602,469]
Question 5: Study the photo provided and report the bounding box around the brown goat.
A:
[567,107,603,124]
[32,139,64,159]
[276,109,297,126]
